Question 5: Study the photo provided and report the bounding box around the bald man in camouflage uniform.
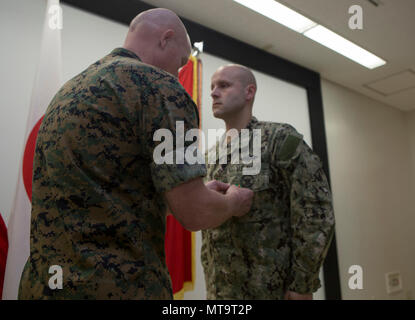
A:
[19,9,253,300]
[201,65,335,300]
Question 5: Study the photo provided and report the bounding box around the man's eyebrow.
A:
[211,80,230,89]
[218,80,230,85]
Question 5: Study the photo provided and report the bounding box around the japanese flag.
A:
[2,0,62,299]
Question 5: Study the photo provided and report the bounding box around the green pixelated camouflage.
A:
[18,48,206,300]
[201,116,335,300]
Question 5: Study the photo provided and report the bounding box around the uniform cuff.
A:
[151,158,207,194]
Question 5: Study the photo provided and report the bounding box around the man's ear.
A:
[245,84,257,101]
[160,29,175,49]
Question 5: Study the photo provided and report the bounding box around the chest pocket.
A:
[228,165,276,225]
[226,162,271,192]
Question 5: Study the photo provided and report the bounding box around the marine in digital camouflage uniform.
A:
[18,45,206,299]
[201,65,335,300]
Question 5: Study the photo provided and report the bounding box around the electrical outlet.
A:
[385,271,403,294]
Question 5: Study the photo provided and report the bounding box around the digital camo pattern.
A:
[201,117,335,300]
[18,48,206,300]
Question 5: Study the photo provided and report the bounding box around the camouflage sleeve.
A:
[142,73,206,194]
[271,124,335,294]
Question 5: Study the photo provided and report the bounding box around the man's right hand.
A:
[205,180,230,194]
[225,185,254,217]
[166,178,254,231]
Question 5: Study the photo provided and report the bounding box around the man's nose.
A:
[211,87,219,98]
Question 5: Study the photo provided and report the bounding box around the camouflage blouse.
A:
[19,48,206,299]
[201,117,335,299]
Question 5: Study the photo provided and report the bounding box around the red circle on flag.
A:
[22,116,44,202]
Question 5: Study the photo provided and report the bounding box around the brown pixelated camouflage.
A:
[18,48,206,300]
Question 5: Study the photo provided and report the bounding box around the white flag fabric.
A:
[2,0,62,299]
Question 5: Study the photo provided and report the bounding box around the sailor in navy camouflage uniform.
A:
[201,64,335,300]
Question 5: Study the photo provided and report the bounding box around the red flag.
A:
[165,55,202,299]
[2,0,62,299]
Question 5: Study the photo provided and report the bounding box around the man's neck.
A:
[123,44,151,65]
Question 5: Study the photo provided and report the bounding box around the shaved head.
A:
[210,64,257,125]
[215,64,257,89]
[129,8,187,36]
[123,8,191,77]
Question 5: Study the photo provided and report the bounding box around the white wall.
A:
[322,79,415,300]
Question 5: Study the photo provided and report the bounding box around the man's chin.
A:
[213,111,225,120]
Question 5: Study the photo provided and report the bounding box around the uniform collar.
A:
[110,47,142,61]
[246,116,259,130]
[214,116,259,162]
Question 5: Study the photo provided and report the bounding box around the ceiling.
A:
[141,0,415,112]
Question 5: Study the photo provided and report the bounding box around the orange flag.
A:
[165,55,202,299]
